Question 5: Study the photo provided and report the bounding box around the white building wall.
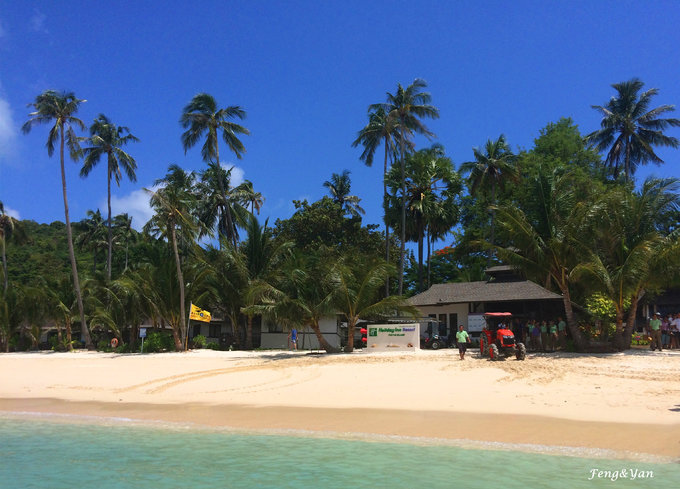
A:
[416,304,470,330]
[259,316,341,350]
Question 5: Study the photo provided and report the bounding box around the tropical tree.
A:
[80,114,139,280]
[0,202,22,296]
[493,169,589,350]
[113,213,136,271]
[323,170,365,218]
[248,251,339,353]
[180,93,250,247]
[75,209,107,275]
[22,90,93,348]
[241,180,264,215]
[586,78,680,180]
[371,79,439,294]
[331,258,418,353]
[386,144,461,292]
[576,178,680,349]
[460,135,517,267]
[352,105,401,291]
[144,165,199,350]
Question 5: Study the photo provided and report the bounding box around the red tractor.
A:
[479,312,526,361]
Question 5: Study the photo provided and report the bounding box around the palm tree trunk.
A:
[310,320,339,353]
[427,228,431,289]
[107,168,112,281]
[384,142,390,296]
[398,122,406,295]
[345,317,356,353]
[170,224,186,351]
[488,180,496,268]
[1,236,7,296]
[61,125,92,348]
[214,143,238,248]
[246,314,253,350]
[615,288,644,350]
[560,283,587,351]
[417,221,424,292]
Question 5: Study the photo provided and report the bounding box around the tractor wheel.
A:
[516,342,526,361]
[431,340,440,350]
[479,337,487,357]
[490,343,499,361]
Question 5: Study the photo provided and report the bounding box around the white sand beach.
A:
[1,349,679,459]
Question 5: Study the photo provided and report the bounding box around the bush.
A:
[206,341,220,350]
[97,340,111,352]
[143,331,175,353]
[192,335,207,349]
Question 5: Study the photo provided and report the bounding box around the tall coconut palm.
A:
[372,79,439,294]
[144,165,199,350]
[240,180,264,215]
[386,145,461,292]
[22,90,93,348]
[323,170,365,218]
[180,93,250,247]
[80,114,139,280]
[352,106,401,292]
[586,78,680,180]
[75,209,107,275]
[113,213,135,271]
[460,135,517,267]
[0,202,21,296]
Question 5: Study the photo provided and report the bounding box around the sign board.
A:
[366,324,419,351]
[139,328,147,338]
[467,313,486,333]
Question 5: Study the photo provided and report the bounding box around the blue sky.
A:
[1,1,679,244]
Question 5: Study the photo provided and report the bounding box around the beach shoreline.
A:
[1,349,679,461]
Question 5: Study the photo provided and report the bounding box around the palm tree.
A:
[144,165,199,350]
[352,105,401,292]
[323,170,365,218]
[0,202,21,296]
[576,178,680,349]
[460,135,517,267]
[180,93,250,247]
[75,209,107,275]
[586,78,680,180]
[386,145,461,292]
[22,90,93,348]
[195,163,251,246]
[240,180,264,215]
[493,169,589,350]
[331,258,418,353]
[372,79,439,294]
[80,114,139,280]
[113,213,135,271]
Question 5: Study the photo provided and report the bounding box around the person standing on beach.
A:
[671,313,680,349]
[540,320,548,352]
[548,320,558,352]
[557,317,567,349]
[456,325,470,360]
[649,313,662,351]
[661,316,671,349]
[288,328,298,351]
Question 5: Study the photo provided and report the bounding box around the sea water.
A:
[0,416,678,489]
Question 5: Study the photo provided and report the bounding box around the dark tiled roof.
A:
[409,280,563,306]
[484,265,518,273]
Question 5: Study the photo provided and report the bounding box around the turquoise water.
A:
[0,416,678,489]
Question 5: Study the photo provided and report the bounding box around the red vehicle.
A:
[479,312,526,361]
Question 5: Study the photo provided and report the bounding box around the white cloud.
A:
[221,163,245,186]
[3,205,20,220]
[0,96,17,162]
[29,10,48,33]
[109,185,159,231]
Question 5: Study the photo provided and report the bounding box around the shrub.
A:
[97,340,111,352]
[206,341,220,350]
[143,331,175,353]
[192,335,207,349]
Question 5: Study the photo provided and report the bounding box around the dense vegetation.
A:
[2,78,679,353]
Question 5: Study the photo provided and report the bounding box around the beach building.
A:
[408,266,564,339]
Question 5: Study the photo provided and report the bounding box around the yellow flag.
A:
[190,304,212,323]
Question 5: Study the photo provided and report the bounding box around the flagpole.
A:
[185,302,192,352]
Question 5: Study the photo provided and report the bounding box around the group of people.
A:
[507,318,568,352]
[648,312,680,351]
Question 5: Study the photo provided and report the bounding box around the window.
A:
[448,313,458,336]
[209,323,221,338]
